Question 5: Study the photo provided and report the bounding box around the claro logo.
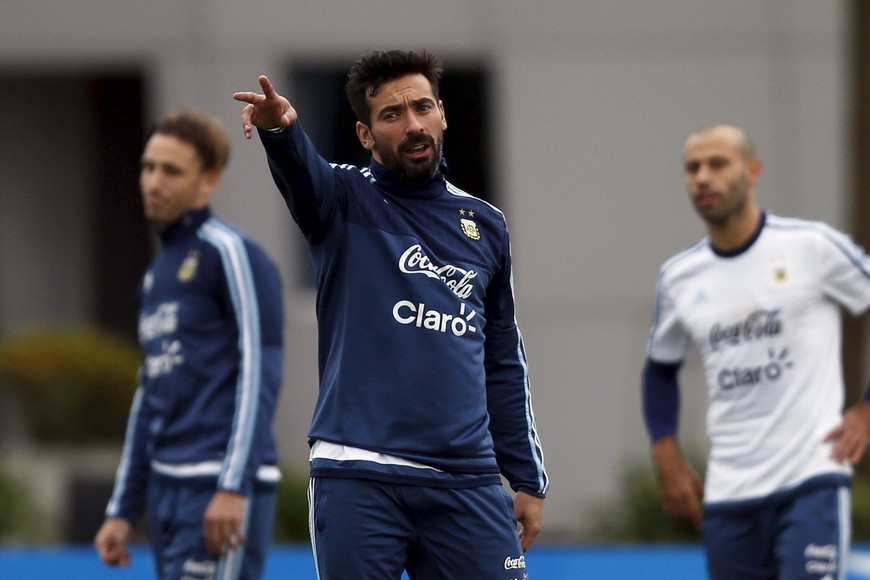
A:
[392,301,477,336]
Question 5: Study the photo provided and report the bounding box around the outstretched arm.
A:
[233,75,298,139]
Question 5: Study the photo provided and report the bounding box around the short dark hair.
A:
[148,110,230,172]
[345,49,444,126]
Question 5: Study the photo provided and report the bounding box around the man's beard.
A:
[695,177,750,228]
[375,133,443,181]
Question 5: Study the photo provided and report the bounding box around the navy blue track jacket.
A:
[258,122,548,497]
[106,208,284,523]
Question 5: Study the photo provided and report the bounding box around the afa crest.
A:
[460,218,481,241]
[774,267,788,284]
[177,250,200,283]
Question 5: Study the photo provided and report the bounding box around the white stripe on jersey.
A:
[200,220,262,491]
[445,181,505,217]
[151,460,281,482]
[105,385,144,517]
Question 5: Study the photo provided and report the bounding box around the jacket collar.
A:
[157,206,211,244]
[369,158,448,200]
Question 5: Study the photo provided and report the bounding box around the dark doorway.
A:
[89,75,151,340]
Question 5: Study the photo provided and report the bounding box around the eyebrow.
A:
[377,97,436,119]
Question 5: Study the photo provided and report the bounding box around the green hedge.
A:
[0,327,140,444]
[0,464,40,542]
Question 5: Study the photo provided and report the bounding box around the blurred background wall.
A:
[0,1,858,542]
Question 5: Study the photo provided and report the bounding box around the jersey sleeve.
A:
[205,227,284,495]
[257,122,341,243]
[482,224,549,497]
[105,379,152,523]
[646,268,692,364]
[815,224,870,315]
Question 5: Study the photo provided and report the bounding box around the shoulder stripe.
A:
[766,215,870,279]
[199,219,262,490]
[329,162,376,184]
[646,240,706,358]
[659,239,707,276]
[445,181,504,217]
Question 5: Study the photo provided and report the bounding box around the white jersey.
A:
[648,214,870,504]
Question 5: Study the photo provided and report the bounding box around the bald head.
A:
[685,124,755,162]
[681,123,763,247]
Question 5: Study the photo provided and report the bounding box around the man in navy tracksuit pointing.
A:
[235,50,548,579]
[94,110,284,580]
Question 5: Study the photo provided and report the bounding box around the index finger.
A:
[204,525,223,555]
[232,91,262,105]
[258,75,277,98]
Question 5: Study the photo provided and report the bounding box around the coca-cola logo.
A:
[398,244,477,299]
[504,555,526,570]
[709,309,782,351]
[139,301,180,342]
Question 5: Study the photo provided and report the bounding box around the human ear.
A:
[356,121,375,150]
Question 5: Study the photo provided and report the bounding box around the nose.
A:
[694,163,711,185]
[140,168,162,194]
[405,111,425,133]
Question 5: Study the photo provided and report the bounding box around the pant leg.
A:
[147,476,220,580]
[406,484,526,580]
[308,477,411,580]
[236,485,278,580]
[146,474,173,578]
[148,476,276,580]
[774,485,850,580]
[703,507,776,580]
[182,485,276,580]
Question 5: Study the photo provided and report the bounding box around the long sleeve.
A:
[105,380,152,522]
[257,123,341,243]
[642,358,682,443]
[483,226,548,497]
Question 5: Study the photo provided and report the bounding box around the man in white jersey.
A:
[643,124,870,579]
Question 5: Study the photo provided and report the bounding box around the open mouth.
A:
[404,141,431,160]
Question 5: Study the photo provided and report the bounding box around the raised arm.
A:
[233,75,298,139]
[234,75,346,243]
